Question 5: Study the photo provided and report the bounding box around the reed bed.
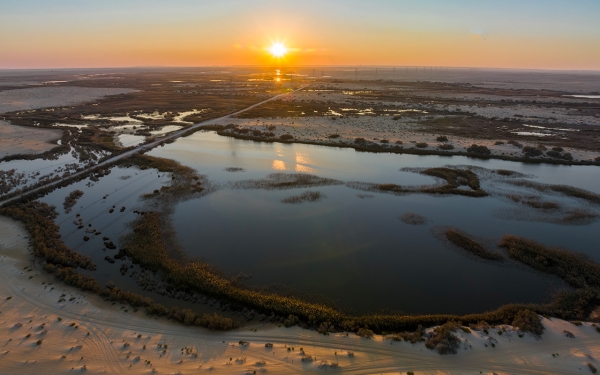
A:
[281,191,326,204]
[445,230,503,261]
[230,173,343,190]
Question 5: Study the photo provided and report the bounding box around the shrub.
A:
[494,141,505,145]
[415,142,428,148]
[512,310,544,336]
[328,134,340,139]
[467,144,491,155]
[425,321,462,355]
[438,144,454,150]
[280,134,294,140]
[507,140,523,148]
[552,146,564,152]
[354,138,367,145]
[356,327,375,338]
[284,315,300,327]
[436,136,448,142]
[522,146,543,157]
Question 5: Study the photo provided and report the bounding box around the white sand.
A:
[1,215,599,374]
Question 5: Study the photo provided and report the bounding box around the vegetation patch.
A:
[425,321,462,355]
[63,190,84,214]
[399,213,428,225]
[445,230,503,261]
[508,180,600,205]
[281,191,326,204]
[467,144,491,155]
[224,167,245,172]
[230,173,342,190]
[499,236,600,289]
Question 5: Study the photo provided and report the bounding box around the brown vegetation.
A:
[63,190,84,214]
[445,230,503,261]
[281,191,326,204]
[399,213,428,225]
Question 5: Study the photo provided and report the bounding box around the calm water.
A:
[33,131,600,315]
[142,131,600,315]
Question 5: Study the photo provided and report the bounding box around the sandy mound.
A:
[0,215,599,374]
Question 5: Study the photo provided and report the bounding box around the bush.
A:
[522,146,543,157]
[356,327,375,338]
[436,136,448,142]
[467,144,491,155]
[415,142,428,148]
[280,134,294,140]
[354,138,367,145]
[438,144,454,150]
[513,309,547,336]
[425,321,462,355]
[328,134,340,139]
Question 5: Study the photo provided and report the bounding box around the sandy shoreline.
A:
[1,216,599,374]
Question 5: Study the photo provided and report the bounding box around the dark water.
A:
[35,131,600,315]
[143,131,600,314]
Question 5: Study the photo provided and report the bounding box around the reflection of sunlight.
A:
[295,164,314,173]
[295,152,313,166]
[295,152,315,173]
[272,160,287,170]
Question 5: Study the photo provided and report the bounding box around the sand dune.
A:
[0,215,599,374]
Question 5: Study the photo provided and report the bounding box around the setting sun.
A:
[268,42,288,58]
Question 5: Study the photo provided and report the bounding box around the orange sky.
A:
[1,1,599,70]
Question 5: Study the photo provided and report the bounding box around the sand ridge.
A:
[1,215,600,374]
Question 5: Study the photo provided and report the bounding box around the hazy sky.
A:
[1,0,599,70]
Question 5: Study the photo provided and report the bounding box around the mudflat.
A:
[0,120,63,157]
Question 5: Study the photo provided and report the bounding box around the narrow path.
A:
[0,86,307,206]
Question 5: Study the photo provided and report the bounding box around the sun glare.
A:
[268,42,288,58]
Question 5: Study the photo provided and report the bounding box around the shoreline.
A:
[212,129,600,167]
[1,215,600,374]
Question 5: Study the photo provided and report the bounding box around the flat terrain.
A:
[1,216,599,375]
[0,120,62,157]
[219,80,600,163]
[0,86,137,114]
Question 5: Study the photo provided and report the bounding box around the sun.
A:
[268,42,288,58]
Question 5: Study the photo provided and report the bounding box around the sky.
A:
[1,0,599,70]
